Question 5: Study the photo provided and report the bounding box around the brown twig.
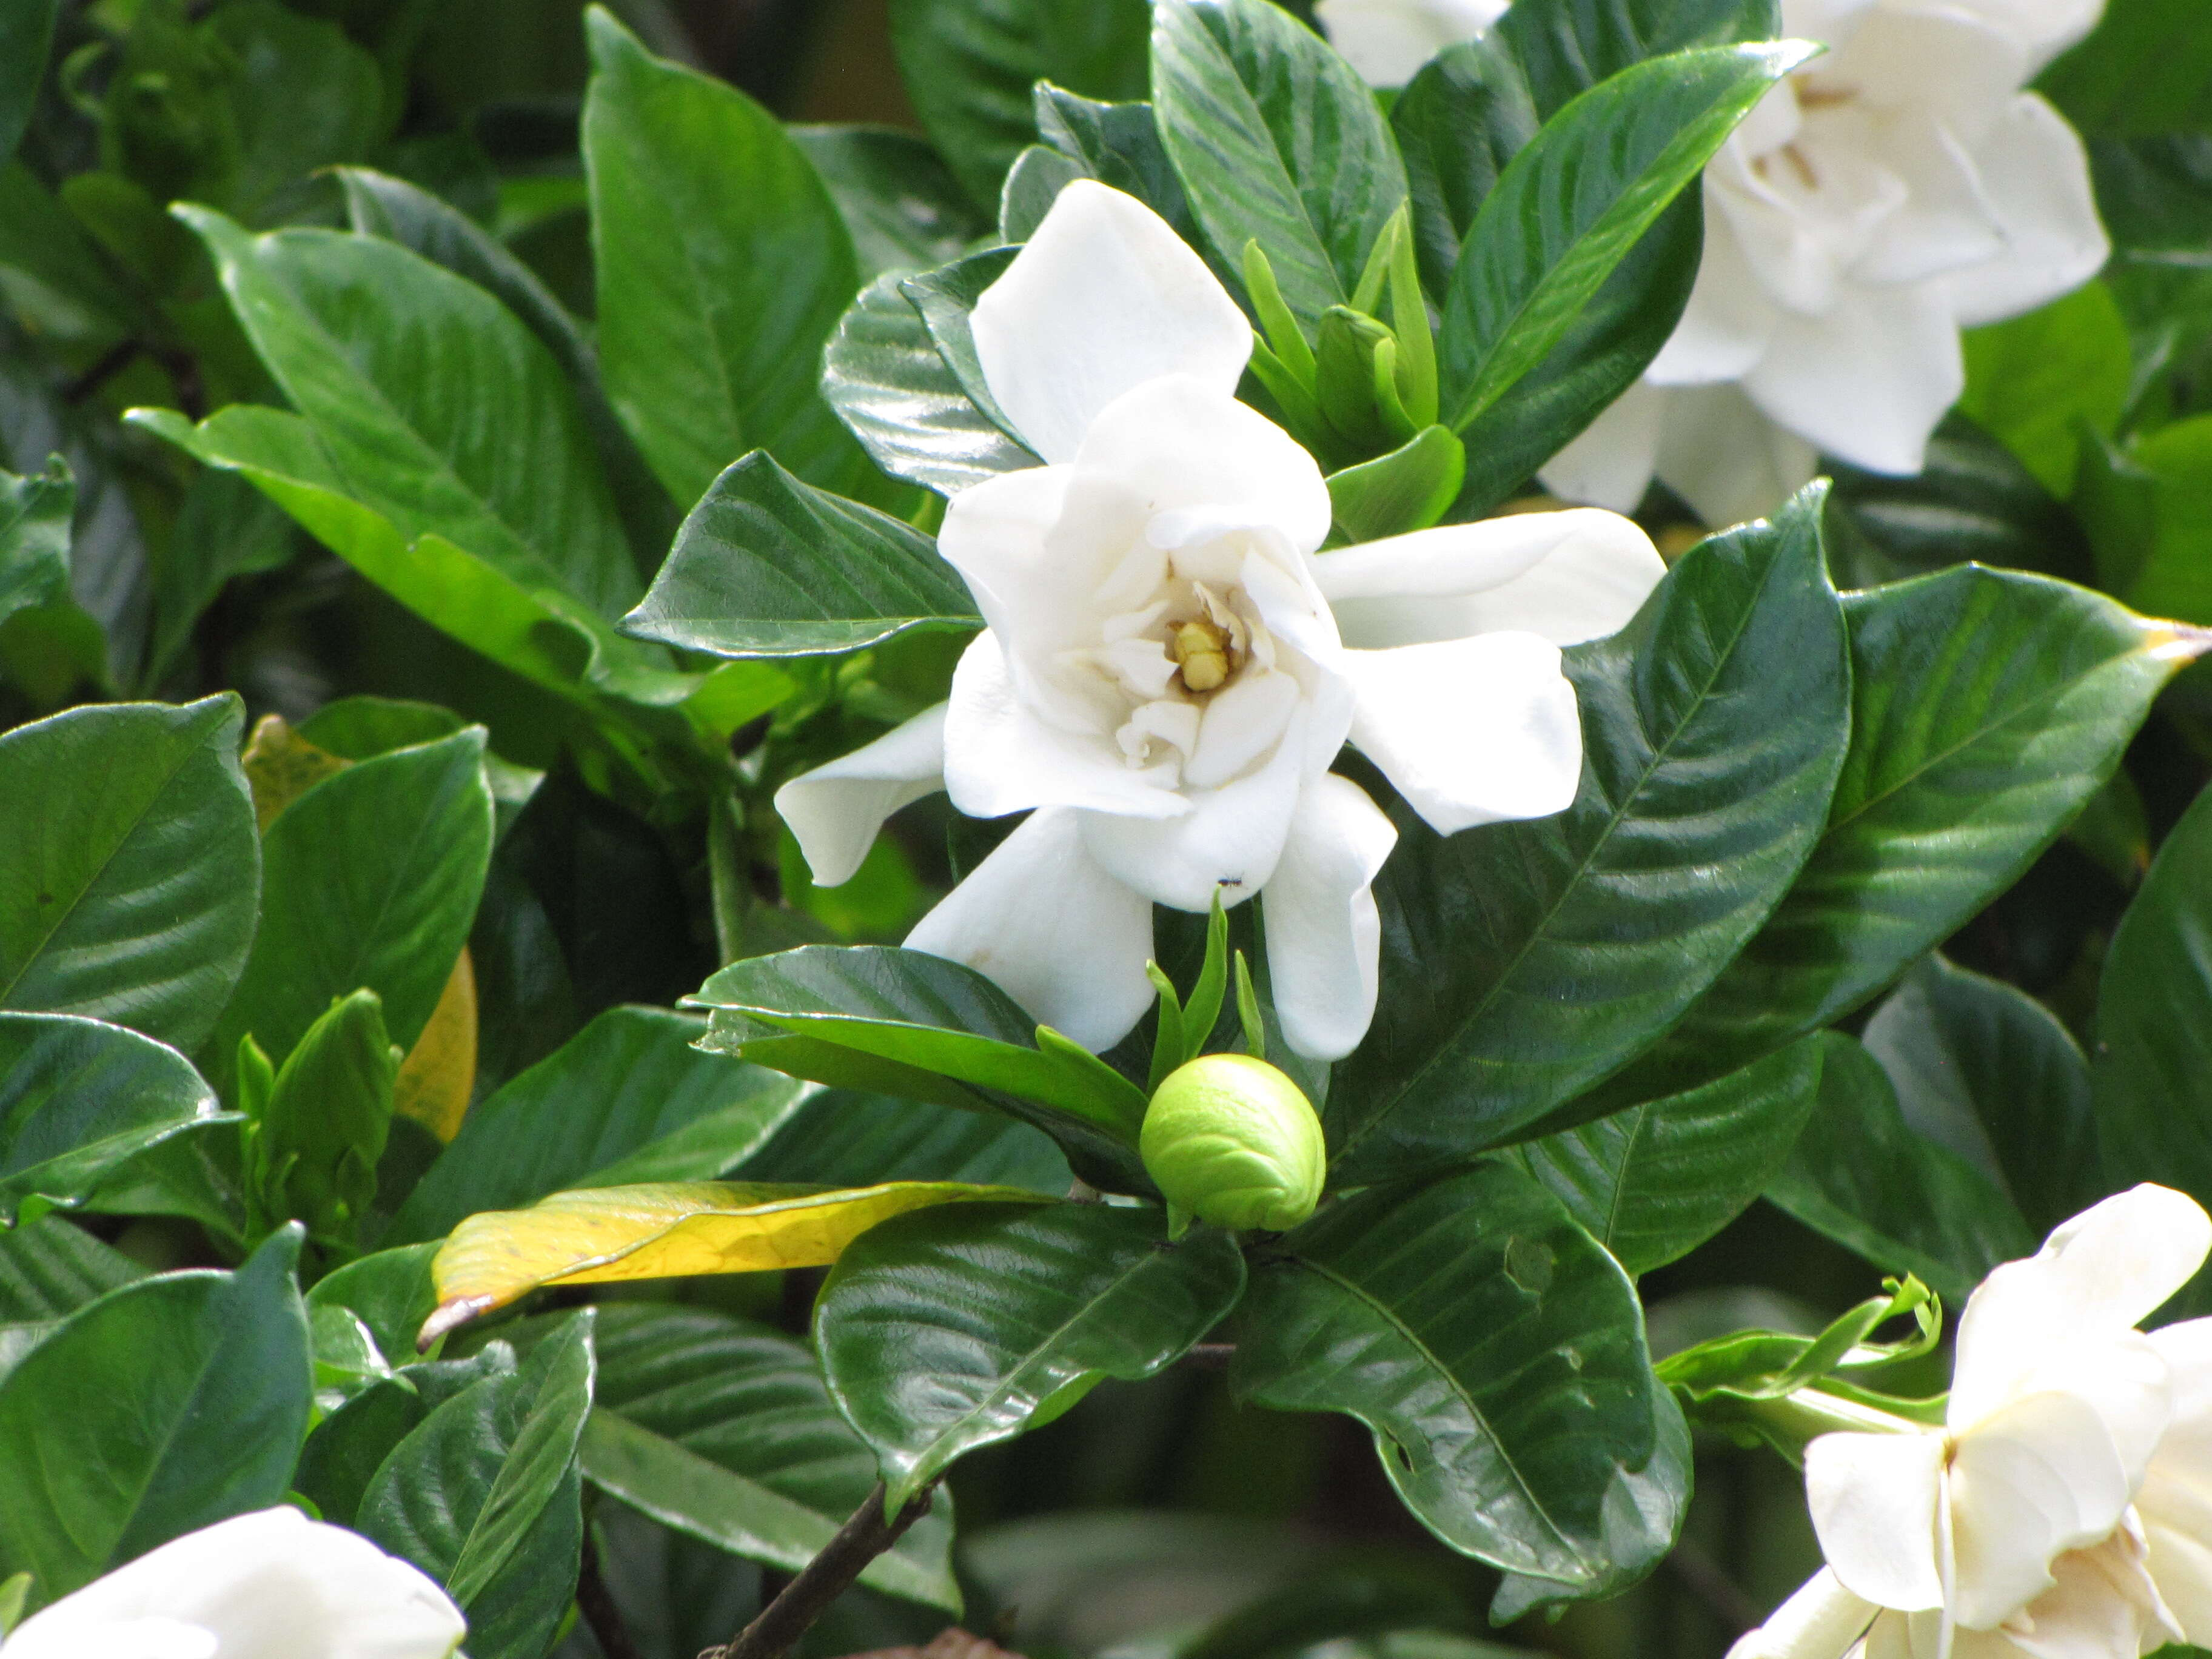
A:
[1664,1538,1761,1636]
[1178,1342,1236,1371]
[577,1530,645,1659]
[703,1481,940,1659]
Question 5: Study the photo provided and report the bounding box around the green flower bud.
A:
[1140,1054,1324,1238]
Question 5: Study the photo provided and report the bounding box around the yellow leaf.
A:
[240,712,350,831]
[422,1180,1050,1347]
[393,948,478,1142]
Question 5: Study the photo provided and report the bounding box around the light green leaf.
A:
[1959,281,2131,497]
[0,458,72,633]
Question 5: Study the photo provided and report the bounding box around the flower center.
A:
[1170,618,1236,693]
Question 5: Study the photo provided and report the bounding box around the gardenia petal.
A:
[1260,774,1398,1061]
[1727,1567,1879,1659]
[1538,382,1669,516]
[1950,1185,2212,1435]
[0,1508,466,1659]
[1312,508,1665,649]
[1916,0,2104,75]
[1940,96,2110,329]
[1646,202,1780,384]
[970,180,1252,464]
[1339,631,1581,835]
[1657,384,1823,529]
[1313,0,1504,85]
[1805,1430,1948,1612]
[2135,1319,2212,1641]
[776,703,947,888]
[904,806,1155,1050]
[1741,278,1962,474]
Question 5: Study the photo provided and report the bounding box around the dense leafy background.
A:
[2,1,2211,1658]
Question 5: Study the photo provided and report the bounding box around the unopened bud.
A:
[1140,1054,1324,1238]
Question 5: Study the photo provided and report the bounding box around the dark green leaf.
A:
[689,946,1151,1185]
[1233,1161,1688,1607]
[737,1088,1071,1193]
[1497,0,1784,118]
[0,695,258,1050]
[177,208,640,620]
[793,126,991,280]
[387,1005,811,1246]
[888,0,1151,211]
[0,1013,225,1225]
[0,1216,144,1324]
[210,728,494,1083]
[0,458,72,634]
[1392,41,1537,298]
[2094,784,2212,1256]
[1768,1034,2036,1306]
[307,1242,440,1367]
[0,1228,312,1604]
[1438,43,1810,434]
[819,1202,1245,1506]
[2091,135,2212,261]
[1825,413,2096,589]
[1151,0,1409,324]
[295,1346,514,1528]
[144,468,295,689]
[1511,1036,1825,1276]
[0,0,57,164]
[2039,0,2212,138]
[1033,85,1201,241]
[1327,486,1849,1181]
[584,9,873,507]
[822,272,1041,495]
[572,1303,959,1608]
[358,1312,595,1659]
[1000,143,1089,242]
[623,452,977,658]
[1600,565,2177,1108]
[203,2,387,227]
[1863,954,2096,1237]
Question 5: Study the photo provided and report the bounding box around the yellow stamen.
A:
[1171,620,1230,693]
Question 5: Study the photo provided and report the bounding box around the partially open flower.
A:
[1141,1053,1326,1236]
[1730,1185,2212,1659]
[0,1507,466,1659]
[778,182,1665,1060]
[1313,0,1506,87]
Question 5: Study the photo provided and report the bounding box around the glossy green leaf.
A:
[2094,784,2212,1251]
[1496,0,1785,118]
[1511,1036,1825,1276]
[0,1228,311,1604]
[0,1216,144,1324]
[0,0,57,164]
[1233,1161,1688,1608]
[1000,143,1088,242]
[888,0,1151,211]
[1151,0,1409,325]
[572,1302,959,1608]
[623,452,977,658]
[1600,565,2180,1109]
[210,728,493,1083]
[820,1202,1245,1508]
[307,1242,440,1368]
[584,9,871,507]
[427,1179,1047,1341]
[1033,84,1202,243]
[793,125,991,280]
[336,165,677,576]
[738,1088,1071,1194]
[1768,1034,2035,1306]
[0,695,257,1050]
[822,271,1041,495]
[358,1312,595,1659]
[1824,413,2096,589]
[295,1347,513,1529]
[692,945,1149,1157]
[1392,41,1537,298]
[249,988,397,1244]
[0,458,72,634]
[1863,954,2096,1237]
[1327,487,1849,1182]
[387,1005,812,1246]
[0,1013,226,1225]
[175,208,638,618]
[1438,43,1811,435]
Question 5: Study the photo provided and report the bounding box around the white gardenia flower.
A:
[1540,0,2111,529]
[0,1507,466,1659]
[1732,1184,2212,1659]
[1314,0,1507,87]
[776,180,1665,1061]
